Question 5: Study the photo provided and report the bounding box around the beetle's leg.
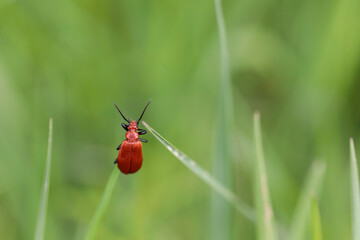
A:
[116,143,122,151]
[138,130,147,135]
[138,138,148,143]
[114,158,118,164]
[121,123,128,131]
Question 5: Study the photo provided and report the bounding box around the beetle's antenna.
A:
[114,103,130,123]
[137,99,152,124]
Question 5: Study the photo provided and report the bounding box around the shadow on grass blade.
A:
[350,138,360,240]
[142,121,255,222]
[253,112,278,240]
[34,118,53,240]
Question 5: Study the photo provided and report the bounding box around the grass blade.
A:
[213,0,233,113]
[311,196,323,240]
[213,0,233,238]
[34,118,53,240]
[290,160,326,240]
[142,121,255,221]
[253,112,278,240]
[350,138,360,240]
[213,0,233,116]
[84,167,119,240]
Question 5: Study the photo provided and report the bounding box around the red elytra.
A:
[113,100,151,174]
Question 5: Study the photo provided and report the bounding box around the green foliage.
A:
[0,0,359,239]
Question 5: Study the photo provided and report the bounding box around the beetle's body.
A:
[114,101,151,174]
[117,121,143,174]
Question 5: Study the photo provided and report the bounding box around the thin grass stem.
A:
[84,167,119,240]
[34,118,53,240]
[350,138,360,240]
[290,160,326,240]
[253,112,278,240]
[142,121,255,221]
[212,0,234,238]
[311,196,323,240]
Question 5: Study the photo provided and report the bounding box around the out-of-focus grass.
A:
[34,118,53,240]
[0,0,359,239]
[311,197,323,240]
[253,112,278,240]
[290,161,326,240]
[350,138,360,240]
[211,0,234,239]
[84,167,119,240]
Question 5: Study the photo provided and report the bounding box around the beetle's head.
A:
[128,120,138,130]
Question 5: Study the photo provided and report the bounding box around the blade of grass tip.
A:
[290,160,326,240]
[84,167,119,240]
[350,138,360,240]
[214,0,231,88]
[213,0,233,114]
[311,196,323,240]
[34,118,53,240]
[142,121,255,221]
[253,112,278,240]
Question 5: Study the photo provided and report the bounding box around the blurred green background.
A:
[0,0,360,239]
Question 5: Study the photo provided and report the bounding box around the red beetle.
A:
[113,100,151,174]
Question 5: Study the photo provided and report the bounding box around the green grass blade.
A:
[84,167,119,240]
[213,0,233,238]
[34,118,53,240]
[253,112,278,240]
[311,196,323,240]
[290,160,326,240]
[350,138,360,240]
[142,121,255,221]
[213,0,233,114]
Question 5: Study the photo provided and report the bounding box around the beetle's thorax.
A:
[126,131,138,141]
[126,120,139,142]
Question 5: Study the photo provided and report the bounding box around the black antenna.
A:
[114,103,130,123]
[137,99,152,124]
